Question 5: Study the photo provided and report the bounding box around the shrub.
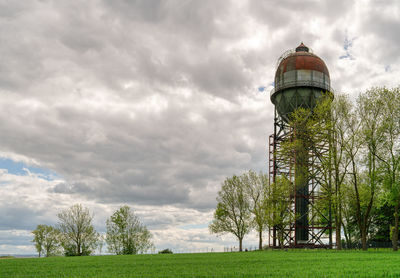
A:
[158,248,173,254]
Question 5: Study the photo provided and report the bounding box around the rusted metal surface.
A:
[276,53,330,77]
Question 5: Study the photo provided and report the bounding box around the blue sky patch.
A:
[0,158,58,181]
[339,33,356,60]
[258,83,274,92]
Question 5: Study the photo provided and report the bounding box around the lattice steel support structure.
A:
[268,108,333,248]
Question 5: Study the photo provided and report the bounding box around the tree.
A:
[241,170,269,250]
[369,87,400,251]
[354,89,385,250]
[340,95,369,249]
[106,206,153,255]
[266,175,294,248]
[369,197,394,243]
[32,225,44,257]
[57,204,98,256]
[32,224,61,257]
[330,95,353,249]
[209,175,251,251]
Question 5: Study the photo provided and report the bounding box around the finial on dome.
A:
[296,42,309,52]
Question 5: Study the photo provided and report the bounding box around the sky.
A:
[0,0,400,255]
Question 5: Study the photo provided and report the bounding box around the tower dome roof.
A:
[275,43,330,78]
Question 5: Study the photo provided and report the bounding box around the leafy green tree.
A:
[209,175,251,252]
[354,88,386,250]
[369,87,400,251]
[32,224,61,257]
[329,95,353,249]
[57,204,98,256]
[241,170,269,250]
[266,175,294,249]
[369,197,394,243]
[106,206,153,255]
[32,225,44,257]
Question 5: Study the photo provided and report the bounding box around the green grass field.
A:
[1,250,400,277]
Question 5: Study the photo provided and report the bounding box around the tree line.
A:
[209,87,400,251]
[32,204,153,257]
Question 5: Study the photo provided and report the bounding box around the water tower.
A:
[268,43,333,248]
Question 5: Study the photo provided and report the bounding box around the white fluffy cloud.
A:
[0,0,399,254]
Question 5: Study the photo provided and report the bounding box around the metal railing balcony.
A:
[270,80,334,97]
